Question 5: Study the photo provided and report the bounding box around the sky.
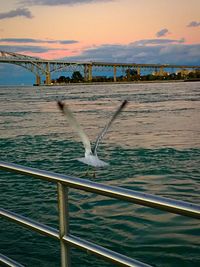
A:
[0,0,200,84]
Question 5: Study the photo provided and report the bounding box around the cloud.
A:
[131,38,185,46]
[0,38,78,59]
[20,0,114,6]
[0,45,50,54]
[1,37,199,65]
[64,41,200,65]
[187,21,200,27]
[156,28,170,37]
[0,45,69,54]
[59,40,79,44]
[0,38,78,44]
[0,8,33,20]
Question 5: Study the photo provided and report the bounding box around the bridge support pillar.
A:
[159,66,164,76]
[36,75,41,86]
[113,66,117,82]
[127,68,131,81]
[84,64,92,82]
[45,63,51,85]
[137,67,141,76]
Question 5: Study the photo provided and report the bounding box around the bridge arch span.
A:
[0,51,50,85]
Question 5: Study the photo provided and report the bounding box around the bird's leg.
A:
[84,166,96,178]
[93,168,96,178]
[84,167,96,178]
[85,165,90,176]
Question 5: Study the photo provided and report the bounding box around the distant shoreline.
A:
[35,79,200,86]
[1,79,199,87]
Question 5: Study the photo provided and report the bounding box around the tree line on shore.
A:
[49,69,200,84]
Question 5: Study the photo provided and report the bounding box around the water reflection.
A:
[1,82,200,149]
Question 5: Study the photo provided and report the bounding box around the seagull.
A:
[57,100,128,171]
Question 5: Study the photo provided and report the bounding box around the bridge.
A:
[0,50,200,85]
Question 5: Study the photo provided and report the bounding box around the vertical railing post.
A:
[57,182,71,267]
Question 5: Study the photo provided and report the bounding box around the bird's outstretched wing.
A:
[57,101,92,155]
[93,100,128,155]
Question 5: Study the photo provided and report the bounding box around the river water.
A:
[0,82,200,267]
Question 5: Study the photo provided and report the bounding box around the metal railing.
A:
[0,161,200,267]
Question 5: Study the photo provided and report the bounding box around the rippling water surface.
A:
[0,82,200,267]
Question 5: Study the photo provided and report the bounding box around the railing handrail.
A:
[0,161,200,267]
[1,161,199,219]
[1,208,149,267]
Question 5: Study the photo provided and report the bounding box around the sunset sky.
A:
[0,0,200,84]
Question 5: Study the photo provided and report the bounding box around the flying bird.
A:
[57,100,128,171]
